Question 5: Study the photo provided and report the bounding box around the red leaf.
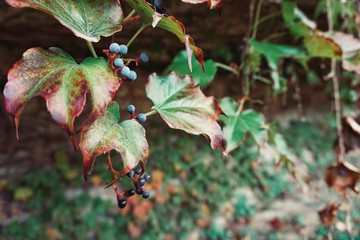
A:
[3,47,120,147]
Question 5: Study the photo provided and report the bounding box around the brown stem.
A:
[326,0,345,163]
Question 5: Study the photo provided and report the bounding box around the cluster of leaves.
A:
[2,0,231,201]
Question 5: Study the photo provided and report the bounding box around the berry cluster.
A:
[127,104,147,123]
[103,42,149,81]
[148,0,166,14]
[117,167,152,209]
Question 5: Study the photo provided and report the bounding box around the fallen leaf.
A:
[318,202,339,225]
[325,162,360,197]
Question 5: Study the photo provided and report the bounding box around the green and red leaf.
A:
[304,33,342,59]
[146,72,225,154]
[5,0,123,42]
[219,97,267,153]
[126,0,204,71]
[4,47,120,144]
[79,102,149,179]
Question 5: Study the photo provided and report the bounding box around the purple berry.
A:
[127,170,135,177]
[144,173,151,182]
[138,178,146,187]
[142,191,150,199]
[118,198,127,208]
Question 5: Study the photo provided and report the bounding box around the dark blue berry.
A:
[144,173,151,182]
[136,187,143,195]
[127,71,137,81]
[118,198,127,208]
[135,167,142,175]
[119,44,128,55]
[154,0,163,8]
[114,58,124,68]
[138,178,146,186]
[139,53,149,63]
[127,105,135,113]
[137,113,147,122]
[142,191,150,199]
[121,66,131,77]
[127,170,135,177]
[125,189,135,197]
[109,43,120,53]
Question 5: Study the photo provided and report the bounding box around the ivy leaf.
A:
[325,32,360,60]
[248,39,306,92]
[219,97,267,153]
[282,0,316,38]
[181,0,221,10]
[4,47,120,146]
[166,51,217,88]
[146,72,225,154]
[126,0,204,71]
[5,0,123,42]
[304,33,342,59]
[79,102,149,179]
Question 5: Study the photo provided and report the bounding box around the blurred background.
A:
[1,0,360,239]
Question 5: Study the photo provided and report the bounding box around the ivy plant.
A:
[2,0,229,208]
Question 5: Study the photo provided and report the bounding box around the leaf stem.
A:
[87,41,98,58]
[251,0,264,39]
[127,24,148,48]
[124,9,136,21]
[144,109,158,117]
[215,62,239,76]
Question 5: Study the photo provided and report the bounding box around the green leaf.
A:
[166,51,217,88]
[219,97,267,153]
[281,0,316,38]
[146,72,225,154]
[79,102,149,179]
[248,38,306,92]
[126,0,204,71]
[304,33,342,59]
[4,47,120,144]
[5,0,123,42]
[14,187,33,201]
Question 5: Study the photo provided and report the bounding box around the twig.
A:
[215,62,240,76]
[326,0,345,163]
[252,0,264,39]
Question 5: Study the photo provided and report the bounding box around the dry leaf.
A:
[325,162,360,197]
[318,202,339,225]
